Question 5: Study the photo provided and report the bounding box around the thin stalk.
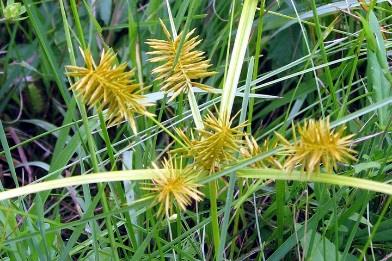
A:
[0,121,18,187]
[69,3,127,254]
[359,196,392,260]
[167,218,178,261]
[237,169,392,195]
[229,197,241,259]
[288,0,325,117]
[98,112,116,169]
[151,94,168,155]
[276,180,285,246]
[209,181,220,259]
[147,115,186,148]
[176,93,184,130]
[338,31,364,119]
[222,0,236,88]
[59,0,97,172]
[310,0,338,112]
[0,171,157,201]
[1,168,391,201]
[165,0,177,38]
[150,214,164,261]
[247,0,265,134]
[127,1,144,87]
[253,193,265,261]
[69,0,86,48]
[176,208,182,260]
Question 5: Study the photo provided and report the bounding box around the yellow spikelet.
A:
[241,135,283,169]
[175,112,246,173]
[277,118,356,173]
[66,48,153,132]
[146,20,216,101]
[146,156,203,217]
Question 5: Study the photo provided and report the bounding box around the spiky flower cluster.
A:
[146,156,203,217]
[241,135,283,169]
[146,20,216,101]
[66,49,152,132]
[277,118,356,173]
[64,20,359,220]
[175,112,246,173]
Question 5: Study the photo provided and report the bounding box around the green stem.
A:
[359,196,392,260]
[247,0,265,134]
[167,217,177,261]
[1,168,392,201]
[98,112,116,169]
[338,31,364,119]
[222,0,236,92]
[310,0,338,112]
[176,207,182,260]
[150,214,164,261]
[237,168,392,195]
[0,171,157,201]
[69,0,86,48]
[229,203,240,259]
[276,180,285,246]
[209,181,220,259]
[127,1,144,86]
[147,115,186,148]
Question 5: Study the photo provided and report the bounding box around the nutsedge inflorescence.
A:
[277,118,356,173]
[66,48,153,132]
[145,156,204,217]
[173,112,246,173]
[65,29,357,217]
[146,20,216,101]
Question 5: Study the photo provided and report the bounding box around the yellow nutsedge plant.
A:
[145,156,204,217]
[241,135,283,169]
[65,48,153,132]
[146,19,216,101]
[174,111,246,173]
[277,118,357,173]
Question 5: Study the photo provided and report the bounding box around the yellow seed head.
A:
[241,135,283,169]
[146,20,216,101]
[146,157,203,217]
[175,112,245,173]
[277,118,356,173]
[65,48,153,132]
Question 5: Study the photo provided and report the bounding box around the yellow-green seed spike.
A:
[65,48,153,130]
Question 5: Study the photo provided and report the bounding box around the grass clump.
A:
[0,0,391,260]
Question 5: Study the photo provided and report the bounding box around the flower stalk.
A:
[237,168,392,195]
[0,168,391,201]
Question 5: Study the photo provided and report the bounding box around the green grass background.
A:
[0,0,392,260]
